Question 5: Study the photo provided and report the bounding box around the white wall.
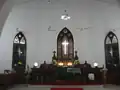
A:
[0,0,15,35]
[1,0,120,71]
[0,0,20,72]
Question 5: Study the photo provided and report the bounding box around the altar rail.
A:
[30,66,103,85]
[0,66,120,90]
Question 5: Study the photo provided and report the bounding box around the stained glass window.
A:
[57,27,74,60]
[105,31,119,69]
[12,32,27,70]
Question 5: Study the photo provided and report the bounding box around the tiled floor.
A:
[9,85,120,90]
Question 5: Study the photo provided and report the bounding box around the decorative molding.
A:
[95,0,117,5]
[16,28,25,34]
[110,29,116,32]
[16,28,21,32]
[75,26,92,31]
[110,27,120,31]
[48,26,56,31]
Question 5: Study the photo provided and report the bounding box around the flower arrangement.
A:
[73,60,80,65]
[52,59,57,65]
[18,60,22,65]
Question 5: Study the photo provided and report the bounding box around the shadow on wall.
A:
[117,0,120,7]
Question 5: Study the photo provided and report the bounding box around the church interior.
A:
[0,0,120,90]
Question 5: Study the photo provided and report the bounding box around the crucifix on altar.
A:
[62,40,69,55]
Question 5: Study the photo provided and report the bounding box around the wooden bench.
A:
[0,73,16,90]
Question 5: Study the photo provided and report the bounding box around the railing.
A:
[30,67,103,85]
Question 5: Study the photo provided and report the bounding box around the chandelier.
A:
[61,10,71,20]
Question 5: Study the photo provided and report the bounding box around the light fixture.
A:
[58,62,63,66]
[94,62,98,67]
[61,10,71,20]
[34,62,39,67]
[67,62,72,66]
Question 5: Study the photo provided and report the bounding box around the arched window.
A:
[57,27,74,60]
[105,31,119,69]
[12,32,27,69]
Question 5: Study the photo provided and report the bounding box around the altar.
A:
[30,66,103,84]
[29,28,103,84]
[51,28,80,67]
[52,50,79,67]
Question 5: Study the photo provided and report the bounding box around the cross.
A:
[62,40,69,55]
[53,51,56,54]
[110,47,113,57]
[53,51,56,57]
[18,48,22,57]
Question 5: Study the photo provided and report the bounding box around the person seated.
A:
[40,61,48,69]
[84,61,91,68]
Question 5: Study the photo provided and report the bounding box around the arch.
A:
[57,27,74,60]
[12,32,27,70]
[104,31,119,69]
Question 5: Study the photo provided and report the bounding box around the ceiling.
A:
[13,0,34,4]
[96,0,118,4]
[13,0,120,6]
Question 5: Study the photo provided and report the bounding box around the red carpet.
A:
[51,88,83,90]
